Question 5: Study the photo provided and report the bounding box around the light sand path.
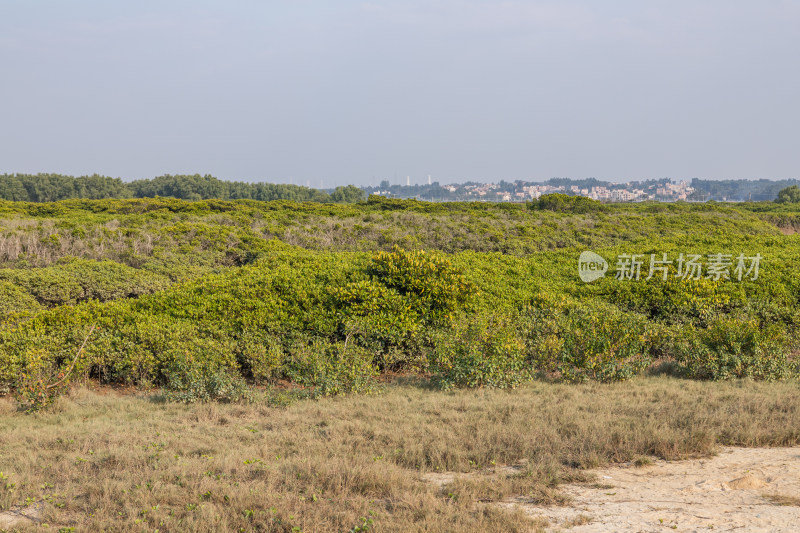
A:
[507,447,800,532]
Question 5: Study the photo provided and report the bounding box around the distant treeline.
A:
[3,173,799,204]
[0,173,365,203]
[690,179,800,202]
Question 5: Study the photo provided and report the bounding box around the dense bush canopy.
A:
[0,196,798,405]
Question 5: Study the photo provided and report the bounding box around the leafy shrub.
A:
[283,339,378,397]
[673,317,792,380]
[163,353,250,403]
[430,314,528,389]
[329,247,475,371]
[330,279,420,348]
[524,301,653,382]
[0,280,42,323]
[236,333,285,384]
[12,325,96,412]
[597,274,732,323]
[0,259,170,307]
[86,315,238,387]
[369,246,473,326]
[13,348,73,412]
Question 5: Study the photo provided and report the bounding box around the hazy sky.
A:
[1,1,798,186]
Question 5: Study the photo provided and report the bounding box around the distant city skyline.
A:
[77,173,800,188]
[2,2,799,184]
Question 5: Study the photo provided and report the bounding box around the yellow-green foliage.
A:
[0,198,799,403]
[369,246,473,325]
[673,317,792,380]
[431,313,528,389]
[0,259,170,307]
[0,280,42,323]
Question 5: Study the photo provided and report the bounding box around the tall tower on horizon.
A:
[428,175,432,185]
[406,176,410,186]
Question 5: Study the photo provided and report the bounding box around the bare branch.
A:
[46,324,97,391]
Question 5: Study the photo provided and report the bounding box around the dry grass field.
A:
[1,376,799,532]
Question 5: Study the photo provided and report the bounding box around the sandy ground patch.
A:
[0,501,42,529]
[508,447,800,532]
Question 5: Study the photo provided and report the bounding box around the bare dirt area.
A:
[0,501,42,529]
[507,447,800,532]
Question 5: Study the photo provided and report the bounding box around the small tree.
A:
[776,185,800,204]
[330,185,366,203]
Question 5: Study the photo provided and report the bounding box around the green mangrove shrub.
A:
[430,314,528,389]
[673,316,792,380]
[523,300,653,382]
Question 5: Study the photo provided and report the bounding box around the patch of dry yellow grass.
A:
[0,376,799,532]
